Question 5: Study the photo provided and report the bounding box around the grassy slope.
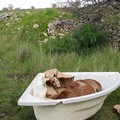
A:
[0,9,120,120]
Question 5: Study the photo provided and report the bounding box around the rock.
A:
[108,29,113,33]
[33,24,39,28]
[0,12,19,27]
[43,39,48,43]
[117,31,120,37]
[58,33,65,37]
[112,2,120,9]
[0,12,10,20]
[113,36,119,40]
[47,18,81,37]
[43,32,48,37]
[54,19,61,26]
[49,29,57,36]
[101,18,105,22]
[48,22,54,28]
[0,112,5,118]
[87,14,102,22]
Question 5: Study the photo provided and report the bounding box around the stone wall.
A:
[47,1,120,50]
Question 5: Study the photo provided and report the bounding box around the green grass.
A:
[0,44,120,120]
[0,8,120,120]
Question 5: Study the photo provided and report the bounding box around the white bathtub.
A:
[18,72,120,120]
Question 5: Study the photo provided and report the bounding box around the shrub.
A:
[41,35,79,54]
[72,23,108,48]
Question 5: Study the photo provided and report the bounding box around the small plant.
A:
[72,23,108,48]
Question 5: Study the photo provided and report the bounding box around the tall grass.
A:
[1,43,120,120]
[16,44,120,74]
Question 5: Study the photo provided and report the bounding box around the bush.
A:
[41,35,79,54]
[72,23,108,48]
